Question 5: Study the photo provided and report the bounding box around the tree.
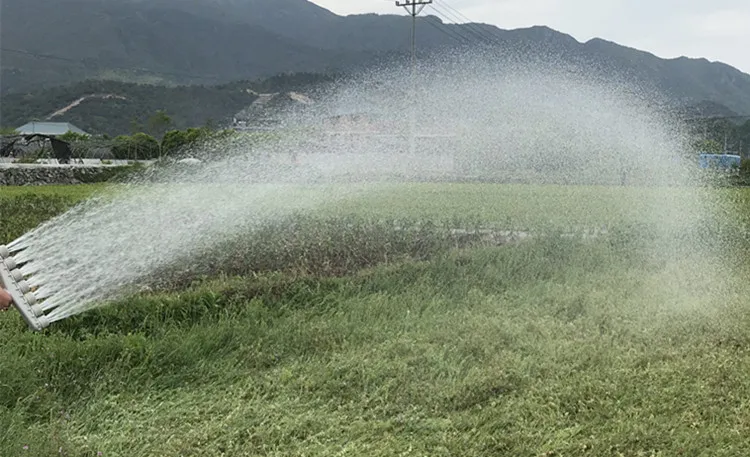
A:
[161,130,188,156]
[112,133,160,160]
[58,131,92,158]
[693,139,722,154]
[146,110,173,139]
[738,120,750,157]
[160,127,238,156]
[129,118,142,135]
[160,127,215,155]
[58,131,90,142]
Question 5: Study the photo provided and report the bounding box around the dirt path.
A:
[46,94,127,120]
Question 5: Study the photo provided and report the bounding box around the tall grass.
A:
[2,232,750,456]
[1,184,750,455]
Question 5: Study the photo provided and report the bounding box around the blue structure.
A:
[698,153,741,170]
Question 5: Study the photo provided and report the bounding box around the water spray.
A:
[0,55,712,331]
[0,244,50,331]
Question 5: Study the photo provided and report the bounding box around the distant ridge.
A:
[2,0,749,115]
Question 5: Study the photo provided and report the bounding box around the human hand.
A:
[0,288,12,311]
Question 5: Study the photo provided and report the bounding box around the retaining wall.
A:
[0,165,129,186]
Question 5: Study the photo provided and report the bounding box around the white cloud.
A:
[311,0,750,73]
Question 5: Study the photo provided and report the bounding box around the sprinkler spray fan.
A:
[0,245,50,331]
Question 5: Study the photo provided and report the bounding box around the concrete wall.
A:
[0,165,126,186]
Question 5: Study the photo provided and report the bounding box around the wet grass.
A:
[1,183,750,456]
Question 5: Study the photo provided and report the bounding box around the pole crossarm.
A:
[396,0,433,16]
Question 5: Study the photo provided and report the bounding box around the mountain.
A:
[3,74,744,137]
[2,0,750,115]
[0,0,369,92]
[678,100,740,120]
[0,73,333,135]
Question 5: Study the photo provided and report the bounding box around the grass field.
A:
[2,183,750,456]
[2,181,746,228]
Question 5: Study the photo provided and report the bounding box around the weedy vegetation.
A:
[2,183,750,456]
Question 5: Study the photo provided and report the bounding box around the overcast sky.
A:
[311,0,750,74]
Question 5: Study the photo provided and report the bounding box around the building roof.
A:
[15,121,89,136]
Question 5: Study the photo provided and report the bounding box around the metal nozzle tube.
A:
[0,256,49,331]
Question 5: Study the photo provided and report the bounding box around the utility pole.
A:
[395,0,431,154]
[396,0,432,76]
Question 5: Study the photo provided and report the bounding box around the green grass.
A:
[0,184,104,201]
[2,183,750,456]
[2,181,743,228]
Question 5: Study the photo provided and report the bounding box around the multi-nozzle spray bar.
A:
[0,245,50,331]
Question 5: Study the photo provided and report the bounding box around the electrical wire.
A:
[421,15,476,46]
[429,3,502,46]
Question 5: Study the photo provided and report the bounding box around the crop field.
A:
[2,183,750,456]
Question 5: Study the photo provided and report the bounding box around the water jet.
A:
[0,54,717,330]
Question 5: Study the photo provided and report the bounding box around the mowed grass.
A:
[1,183,750,456]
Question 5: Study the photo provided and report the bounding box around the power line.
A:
[421,15,475,46]
[428,3,501,46]
[1,47,222,82]
[432,8,492,44]
[429,2,750,128]
[438,0,491,29]
[434,0,514,47]
[424,11,483,45]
